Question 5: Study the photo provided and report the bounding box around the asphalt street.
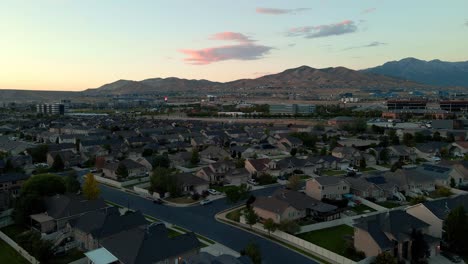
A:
[98,183,318,264]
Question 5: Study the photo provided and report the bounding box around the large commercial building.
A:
[269,104,315,115]
[36,103,66,115]
[439,100,468,112]
[386,100,427,110]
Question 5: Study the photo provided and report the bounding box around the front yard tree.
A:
[375,252,397,264]
[242,242,262,264]
[290,148,297,157]
[359,158,367,169]
[288,175,301,190]
[152,154,170,168]
[443,206,468,255]
[263,218,277,237]
[83,173,100,200]
[65,171,81,193]
[191,149,200,165]
[410,229,429,263]
[52,154,64,171]
[245,208,258,229]
[116,163,128,180]
[14,174,65,225]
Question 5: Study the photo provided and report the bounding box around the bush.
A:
[278,220,300,234]
[344,243,366,261]
[191,192,200,201]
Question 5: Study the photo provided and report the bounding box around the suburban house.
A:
[102,159,148,180]
[46,150,82,168]
[308,155,349,171]
[0,173,29,196]
[252,189,340,224]
[199,146,230,161]
[382,169,436,196]
[450,141,468,158]
[30,194,109,234]
[174,173,209,195]
[85,223,201,264]
[275,157,316,177]
[69,208,147,251]
[305,176,350,200]
[413,142,452,160]
[244,158,276,176]
[354,210,440,260]
[406,195,468,238]
[345,177,387,201]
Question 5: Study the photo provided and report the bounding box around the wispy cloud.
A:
[343,41,387,50]
[362,8,376,14]
[179,32,273,65]
[209,32,253,43]
[256,7,310,15]
[286,20,358,39]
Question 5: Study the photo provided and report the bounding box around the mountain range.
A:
[1,57,468,102]
[363,58,468,87]
[83,65,427,96]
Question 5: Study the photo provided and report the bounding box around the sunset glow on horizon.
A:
[1,0,467,91]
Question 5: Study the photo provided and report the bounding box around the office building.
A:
[36,103,66,115]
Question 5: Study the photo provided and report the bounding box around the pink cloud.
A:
[287,20,357,38]
[209,32,253,43]
[179,44,273,65]
[179,31,273,65]
[256,7,310,15]
[362,8,376,14]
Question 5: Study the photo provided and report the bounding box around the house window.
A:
[343,186,347,190]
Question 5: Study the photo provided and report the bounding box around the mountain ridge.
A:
[362,57,468,87]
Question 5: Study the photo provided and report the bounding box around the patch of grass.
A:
[360,167,376,172]
[212,185,238,194]
[297,225,354,256]
[428,187,453,199]
[226,208,242,222]
[0,239,29,264]
[218,218,331,264]
[166,196,196,204]
[376,201,401,209]
[168,228,183,238]
[322,170,345,176]
[299,175,311,180]
[350,204,375,214]
[172,226,215,245]
[0,225,29,242]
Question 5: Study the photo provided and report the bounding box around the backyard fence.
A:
[0,230,40,264]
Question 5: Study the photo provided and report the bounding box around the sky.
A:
[1,0,468,91]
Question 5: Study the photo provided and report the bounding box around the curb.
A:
[214,207,332,264]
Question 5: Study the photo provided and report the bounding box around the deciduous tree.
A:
[83,173,100,200]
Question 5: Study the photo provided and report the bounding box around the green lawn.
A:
[322,170,345,176]
[350,204,376,214]
[360,167,376,172]
[168,228,183,238]
[297,225,354,256]
[0,239,29,264]
[376,201,401,209]
[0,225,29,242]
[226,208,242,222]
[212,185,238,193]
[299,175,311,180]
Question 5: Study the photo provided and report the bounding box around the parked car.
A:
[346,166,358,172]
[207,189,221,195]
[152,198,163,205]
[441,251,462,263]
[247,179,259,186]
[431,156,441,162]
[200,199,212,205]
